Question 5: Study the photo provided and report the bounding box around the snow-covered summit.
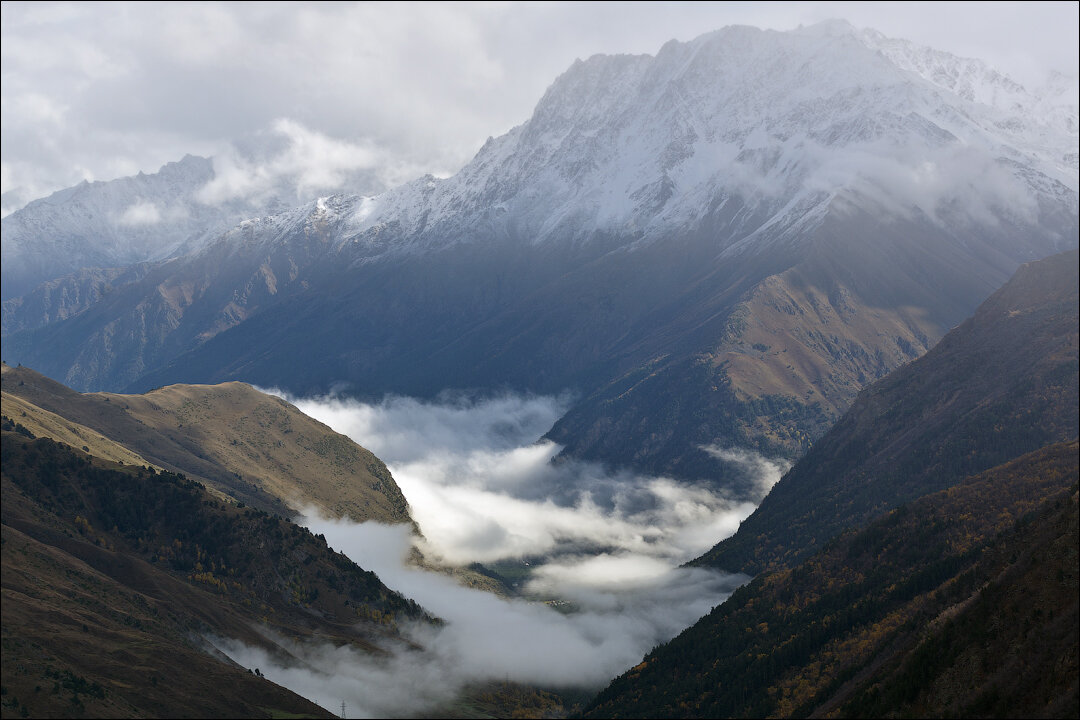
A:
[1,155,233,299]
[305,20,1076,262]
[6,20,1077,299]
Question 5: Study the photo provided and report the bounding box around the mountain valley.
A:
[2,12,1078,720]
[582,243,1079,720]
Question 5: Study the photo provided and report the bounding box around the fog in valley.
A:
[212,391,788,716]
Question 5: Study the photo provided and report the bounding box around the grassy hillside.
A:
[1,363,409,523]
[582,441,1079,718]
[1,391,154,468]
[1,429,428,718]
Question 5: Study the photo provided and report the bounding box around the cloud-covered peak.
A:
[324,21,1076,261]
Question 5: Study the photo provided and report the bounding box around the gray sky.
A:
[2,1,1077,208]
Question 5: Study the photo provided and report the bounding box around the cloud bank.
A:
[194,119,409,207]
[285,392,763,567]
[221,390,782,715]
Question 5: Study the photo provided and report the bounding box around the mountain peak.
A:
[331,21,1075,259]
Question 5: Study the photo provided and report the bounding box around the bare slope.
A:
[1,390,154,468]
[0,363,409,523]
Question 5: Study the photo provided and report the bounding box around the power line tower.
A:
[340,700,346,719]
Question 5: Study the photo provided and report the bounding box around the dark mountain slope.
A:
[695,248,1079,573]
[0,429,428,718]
[582,440,1079,719]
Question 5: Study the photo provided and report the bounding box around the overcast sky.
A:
[2,1,1077,209]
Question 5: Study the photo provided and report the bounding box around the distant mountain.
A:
[3,21,1077,493]
[1,363,411,523]
[581,440,1079,719]
[695,248,1079,574]
[1,156,239,301]
[0,428,428,718]
[0,138,389,302]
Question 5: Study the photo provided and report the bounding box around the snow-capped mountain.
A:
[0,128,390,301]
[1,155,250,300]
[279,19,1075,260]
[4,21,1077,493]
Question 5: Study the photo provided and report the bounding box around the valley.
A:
[2,8,1078,719]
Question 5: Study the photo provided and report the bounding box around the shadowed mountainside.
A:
[582,440,1079,718]
[0,429,429,718]
[695,248,1079,574]
[576,249,1080,718]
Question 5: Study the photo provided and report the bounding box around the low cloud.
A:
[222,390,771,715]
[283,391,759,567]
[195,119,389,207]
[208,624,461,719]
[700,444,792,499]
[803,139,1045,226]
[116,199,162,226]
[215,518,747,717]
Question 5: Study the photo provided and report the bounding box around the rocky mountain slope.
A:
[695,248,1079,574]
[3,21,1076,493]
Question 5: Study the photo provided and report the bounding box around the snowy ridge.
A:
[855,23,1078,177]
[0,128,388,300]
[6,20,1078,296]
[3,155,218,264]
[294,20,1076,263]
[0,155,295,299]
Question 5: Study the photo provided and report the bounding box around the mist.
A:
[221,390,782,716]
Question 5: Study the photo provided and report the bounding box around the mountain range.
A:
[3,21,1076,496]
[1,19,1078,718]
[0,127,392,304]
[2,226,1074,720]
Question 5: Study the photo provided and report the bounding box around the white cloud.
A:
[5,92,67,126]
[195,119,385,206]
[220,515,748,716]
[700,444,792,498]
[279,391,760,567]
[116,199,162,226]
[219,390,760,714]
